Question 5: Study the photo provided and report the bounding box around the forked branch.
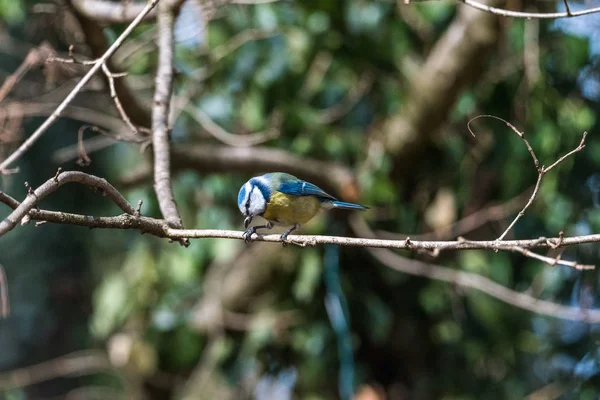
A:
[0,0,159,174]
[468,115,587,241]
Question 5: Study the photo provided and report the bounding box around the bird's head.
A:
[238,177,270,228]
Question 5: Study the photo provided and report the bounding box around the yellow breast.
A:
[262,192,321,225]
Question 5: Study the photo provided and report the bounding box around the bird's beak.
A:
[244,216,253,229]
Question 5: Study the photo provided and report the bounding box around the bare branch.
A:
[0,350,113,390]
[469,116,588,241]
[0,190,168,237]
[0,264,9,318]
[161,223,598,270]
[69,4,153,129]
[458,0,600,19]
[47,47,146,135]
[2,173,600,270]
[0,101,141,141]
[545,131,588,173]
[53,135,118,165]
[152,0,186,237]
[0,170,136,237]
[0,0,160,174]
[101,63,142,134]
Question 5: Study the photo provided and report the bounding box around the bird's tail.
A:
[329,201,369,211]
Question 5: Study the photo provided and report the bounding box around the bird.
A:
[237,172,368,245]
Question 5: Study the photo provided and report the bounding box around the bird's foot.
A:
[242,227,257,243]
[279,224,298,247]
[280,232,289,247]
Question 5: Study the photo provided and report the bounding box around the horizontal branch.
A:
[1,171,597,270]
[3,177,599,323]
[1,200,595,271]
[164,227,600,254]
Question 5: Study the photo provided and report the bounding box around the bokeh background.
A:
[1,0,600,399]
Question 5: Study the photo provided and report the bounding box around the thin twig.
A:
[0,0,160,174]
[0,101,141,141]
[152,0,186,240]
[459,0,600,18]
[53,135,118,164]
[562,0,572,16]
[101,63,140,134]
[76,125,101,166]
[0,264,9,318]
[468,116,587,241]
[48,51,143,135]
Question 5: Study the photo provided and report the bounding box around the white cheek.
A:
[249,189,266,215]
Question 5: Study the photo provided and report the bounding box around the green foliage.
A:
[0,0,24,24]
[3,0,600,398]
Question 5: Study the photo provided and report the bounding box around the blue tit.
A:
[237,172,368,245]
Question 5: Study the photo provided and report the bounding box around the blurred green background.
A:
[1,0,600,399]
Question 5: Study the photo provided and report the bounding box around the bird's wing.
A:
[278,180,337,201]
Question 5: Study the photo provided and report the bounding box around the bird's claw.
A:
[280,232,289,247]
[242,227,256,243]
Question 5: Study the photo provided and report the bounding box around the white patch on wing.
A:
[320,201,334,209]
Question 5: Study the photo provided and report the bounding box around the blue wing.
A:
[278,180,338,202]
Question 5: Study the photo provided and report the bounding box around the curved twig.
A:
[0,170,136,237]
[469,115,587,241]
